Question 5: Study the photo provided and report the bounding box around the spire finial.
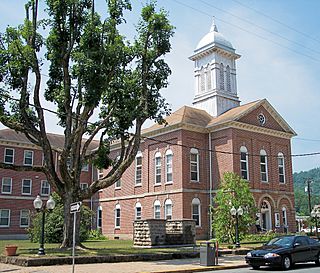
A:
[210,17,218,32]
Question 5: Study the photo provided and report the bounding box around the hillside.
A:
[293,167,320,215]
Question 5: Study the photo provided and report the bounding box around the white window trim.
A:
[2,177,12,194]
[20,209,29,227]
[0,209,10,227]
[278,152,286,184]
[240,146,249,181]
[154,152,162,185]
[21,179,32,195]
[97,206,102,229]
[165,149,173,184]
[81,163,89,172]
[164,199,173,220]
[4,148,14,164]
[135,152,143,186]
[115,179,121,189]
[260,149,268,182]
[98,169,104,179]
[115,204,121,228]
[275,212,280,228]
[282,207,288,226]
[80,183,88,190]
[190,148,199,182]
[154,200,161,219]
[191,198,201,227]
[23,150,34,166]
[135,202,142,220]
[40,180,50,196]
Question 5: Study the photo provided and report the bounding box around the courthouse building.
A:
[0,21,296,240]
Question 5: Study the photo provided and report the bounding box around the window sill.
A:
[190,180,200,183]
[165,182,173,185]
[22,193,32,196]
[261,181,269,183]
[1,192,12,195]
[154,183,161,187]
[4,162,13,165]
[135,184,142,188]
[115,187,121,190]
[114,227,120,230]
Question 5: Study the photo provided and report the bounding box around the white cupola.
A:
[189,19,241,117]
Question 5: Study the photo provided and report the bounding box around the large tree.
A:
[213,172,256,244]
[0,0,174,247]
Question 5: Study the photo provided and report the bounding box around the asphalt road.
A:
[203,263,320,273]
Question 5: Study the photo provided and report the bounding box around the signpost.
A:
[70,201,82,273]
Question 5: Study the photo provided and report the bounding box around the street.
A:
[203,263,319,273]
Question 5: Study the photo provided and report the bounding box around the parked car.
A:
[245,235,320,270]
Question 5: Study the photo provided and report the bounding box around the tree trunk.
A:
[61,193,81,248]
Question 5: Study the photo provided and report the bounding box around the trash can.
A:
[200,241,215,266]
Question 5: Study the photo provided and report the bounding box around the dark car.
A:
[245,235,320,270]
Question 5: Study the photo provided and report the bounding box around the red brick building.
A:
[0,21,296,240]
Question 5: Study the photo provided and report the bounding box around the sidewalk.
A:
[0,255,247,273]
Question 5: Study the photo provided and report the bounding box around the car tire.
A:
[315,252,320,266]
[252,265,260,270]
[281,255,291,270]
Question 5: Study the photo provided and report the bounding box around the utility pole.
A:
[305,178,313,214]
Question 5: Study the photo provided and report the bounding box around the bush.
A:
[28,192,93,243]
[243,231,286,243]
[88,229,108,240]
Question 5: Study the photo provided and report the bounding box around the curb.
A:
[141,263,249,273]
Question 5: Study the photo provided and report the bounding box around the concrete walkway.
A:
[0,255,247,273]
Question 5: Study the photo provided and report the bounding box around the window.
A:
[4,148,14,164]
[0,209,10,227]
[135,202,142,220]
[154,200,161,219]
[115,179,121,189]
[81,163,89,172]
[240,146,249,180]
[20,210,29,227]
[200,69,205,92]
[165,149,173,183]
[115,204,121,228]
[190,148,199,181]
[80,183,88,190]
[22,179,32,195]
[260,149,268,182]
[41,180,50,196]
[278,153,285,183]
[24,150,33,166]
[164,199,172,220]
[219,63,224,90]
[206,68,212,90]
[2,177,12,194]
[98,169,104,179]
[282,207,287,226]
[192,198,201,226]
[226,65,231,92]
[135,152,142,186]
[97,206,102,229]
[275,213,280,227]
[155,152,162,184]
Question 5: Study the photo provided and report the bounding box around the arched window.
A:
[200,69,205,93]
[97,206,102,229]
[135,202,142,220]
[155,152,162,185]
[191,198,201,227]
[226,65,231,92]
[278,152,285,183]
[165,149,173,183]
[135,151,142,186]
[190,148,199,181]
[260,149,268,182]
[282,207,288,227]
[154,200,161,219]
[219,63,224,90]
[206,68,212,90]
[115,204,121,228]
[164,199,172,220]
[240,146,249,180]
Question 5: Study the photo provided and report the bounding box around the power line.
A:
[231,0,320,45]
[171,0,320,63]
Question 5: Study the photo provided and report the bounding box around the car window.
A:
[267,236,294,247]
[308,237,320,245]
[295,237,309,246]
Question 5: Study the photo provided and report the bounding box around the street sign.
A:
[70,201,82,213]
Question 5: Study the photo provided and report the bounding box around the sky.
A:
[0,0,320,173]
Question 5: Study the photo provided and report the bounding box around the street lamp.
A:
[311,208,320,239]
[33,195,56,255]
[230,206,243,248]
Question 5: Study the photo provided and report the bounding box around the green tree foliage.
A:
[0,0,174,247]
[213,172,256,244]
[293,167,320,215]
[28,193,92,243]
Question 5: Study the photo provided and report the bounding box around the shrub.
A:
[28,192,93,243]
[88,229,108,240]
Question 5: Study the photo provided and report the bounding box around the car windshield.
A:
[266,237,294,247]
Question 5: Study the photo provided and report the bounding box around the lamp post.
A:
[33,195,56,255]
[311,208,320,239]
[230,206,243,248]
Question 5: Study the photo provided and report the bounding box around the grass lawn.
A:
[0,240,197,257]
